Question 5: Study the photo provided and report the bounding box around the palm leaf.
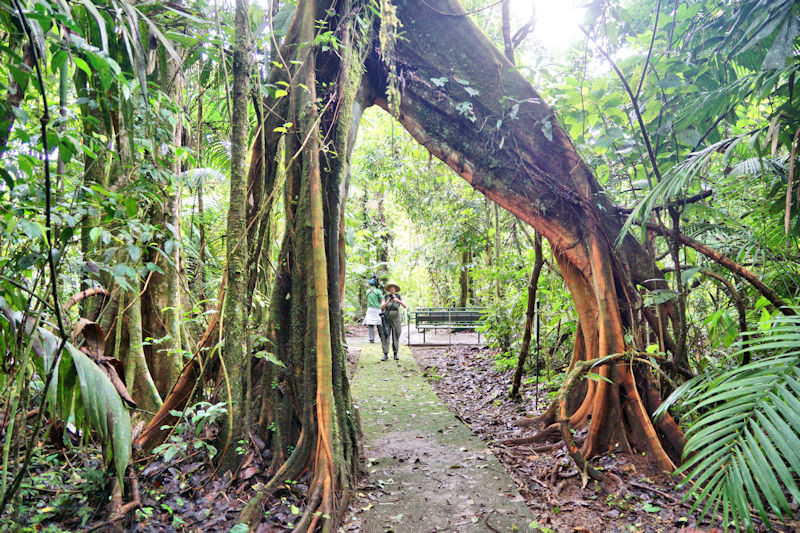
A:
[659,312,800,531]
[1,304,132,487]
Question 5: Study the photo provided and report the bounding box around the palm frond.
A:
[657,312,800,531]
[0,303,132,487]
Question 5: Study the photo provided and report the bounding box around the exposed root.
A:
[134,360,199,451]
[641,381,685,460]
[498,424,559,446]
[504,382,594,447]
[63,287,110,311]
[514,416,538,428]
[293,485,322,532]
[238,429,312,526]
[134,280,225,451]
[619,363,676,472]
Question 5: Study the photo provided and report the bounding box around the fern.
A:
[656,312,800,531]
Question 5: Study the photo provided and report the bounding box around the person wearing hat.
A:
[380,281,407,360]
[363,278,383,343]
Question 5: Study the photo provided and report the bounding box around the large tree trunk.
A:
[239,1,366,527]
[362,0,681,469]
[149,2,687,527]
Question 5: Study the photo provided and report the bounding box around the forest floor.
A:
[343,325,728,533]
[29,326,777,532]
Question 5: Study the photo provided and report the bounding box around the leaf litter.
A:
[408,343,775,533]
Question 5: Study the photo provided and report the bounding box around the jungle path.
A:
[344,340,534,532]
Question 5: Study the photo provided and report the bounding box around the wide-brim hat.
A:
[385,281,401,292]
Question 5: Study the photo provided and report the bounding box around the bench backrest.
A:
[412,307,485,325]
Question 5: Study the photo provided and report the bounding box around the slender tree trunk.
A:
[75,68,108,320]
[494,202,502,300]
[457,249,471,307]
[501,0,514,63]
[194,91,208,308]
[141,55,186,396]
[218,0,251,472]
[376,194,389,265]
[510,232,543,399]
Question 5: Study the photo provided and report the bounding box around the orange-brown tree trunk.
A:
[364,0,683,469]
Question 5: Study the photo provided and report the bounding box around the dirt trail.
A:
[344,341,534,532]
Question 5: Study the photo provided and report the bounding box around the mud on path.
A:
[343,341,534,532]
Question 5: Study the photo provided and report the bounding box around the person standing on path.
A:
[363,278,384,343]
[380,281,407,361]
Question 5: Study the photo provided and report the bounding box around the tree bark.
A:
[125,282,163,413]
[217,0,251,473]
[240,1,367,526]
[141,51,186,396]
[457,249,471,307]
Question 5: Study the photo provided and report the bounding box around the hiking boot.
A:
[393,353,399,360]
[381,353,388,361]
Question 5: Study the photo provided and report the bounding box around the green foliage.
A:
[0,446,107,532]
[152,401,228,463]
[477,298,519,364]
[0,303,131,489]
[346,107,489,316]
[656,312,800,531]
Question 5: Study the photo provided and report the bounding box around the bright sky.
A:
[510,0,585,51]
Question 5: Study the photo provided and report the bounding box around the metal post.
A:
[448,308,452,345]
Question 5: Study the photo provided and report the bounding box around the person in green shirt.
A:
[380,281,407,360]
[363,278,383,343]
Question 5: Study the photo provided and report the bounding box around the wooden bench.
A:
[408,307,485,344]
